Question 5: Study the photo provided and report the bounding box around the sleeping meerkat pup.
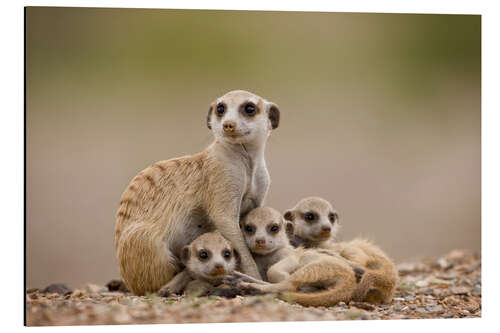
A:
[157,232,238,297]
[235,206,370,307]
[115,90,280,295]
[284,197,398,304]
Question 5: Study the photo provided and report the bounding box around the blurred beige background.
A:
[26,8,480,289]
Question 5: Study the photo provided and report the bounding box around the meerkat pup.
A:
[284,197,341,248]
[115,90,280,295]
[283,197,398,304]
[158,232,238,296]
[239,207,295,280]
[236,206,369,307]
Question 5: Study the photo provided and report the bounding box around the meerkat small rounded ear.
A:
[206,103,214,129]
[181,246,191,264]
[267,102,280,130]
[207,106,212,129]
[283,210,295,222]
[285,221,295,239]
[233,249,241,265]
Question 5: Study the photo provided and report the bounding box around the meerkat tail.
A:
[279,279,356,307]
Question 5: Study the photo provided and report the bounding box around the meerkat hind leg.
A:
[238,279,295,293]
[236,255,304,293]
[266,254,301,283]
[157,270,192,297]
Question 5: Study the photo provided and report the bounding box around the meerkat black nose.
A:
[223,120,236,132]
[255,238,266,245]
[214,263,223,269]
[322,226,331,232]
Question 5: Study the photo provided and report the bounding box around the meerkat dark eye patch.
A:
[243,103,256,116]
[198,249,210,261]
[329,213,338,223]
[222,249,232,260]
[303,212,317,222]
[268,223,280,234]
[216,103,226,117]
[244,224,255,234]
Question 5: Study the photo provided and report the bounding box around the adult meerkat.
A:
[158,232,238,297]
[115,90,280,295]
[283,197,398,304]
[235,206,370,307]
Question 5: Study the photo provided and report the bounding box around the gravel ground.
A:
[26,249,481,326]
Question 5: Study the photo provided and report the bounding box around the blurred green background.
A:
[26,7,480,289]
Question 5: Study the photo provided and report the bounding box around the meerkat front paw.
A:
[157,287,172,298]
[222,275,240,286]
[237,281,262,291]
[209,285,243,298]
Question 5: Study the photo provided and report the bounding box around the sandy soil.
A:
[26,249,481,326]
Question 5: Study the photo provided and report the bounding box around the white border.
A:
[20,0,484,14]
[2,0,499,331]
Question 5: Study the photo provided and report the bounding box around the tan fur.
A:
[238,207,367,307]
[240,207,294,280]
[284,197,398,304]
[325,239,398,304]
[261,248,362,307]
[115,90,280,295]
[157,231,238,296]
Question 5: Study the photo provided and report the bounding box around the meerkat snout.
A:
[255,238,266,245]
[321,225,332,234]
[223,120,236,133]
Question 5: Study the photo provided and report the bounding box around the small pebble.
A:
[393,304,403,311]
[422,288,434,295]
[425,305,444,313]
[451,286,469,295]
[437,258,448,269]
[416,280,429,288]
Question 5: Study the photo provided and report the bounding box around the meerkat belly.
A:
[240,175,261,216]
